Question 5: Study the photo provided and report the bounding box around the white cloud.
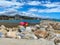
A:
[0,11,5,15]
[0,8,18,16]
[28,5,60,13]
[42,2,60,8]
[20,12,34,17]
[0,0,60,18]
[38,7,60,13]
[27,1,60,13]
[0,0,24,15]
[5,8,17,13]
[21,11,46,18]
[0,1,24,8]
[27,1,41,5]
[39,2,60,13]
[19,11,40,17]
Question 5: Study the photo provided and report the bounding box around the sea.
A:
[0,19,60,24]
[0,20,40,24]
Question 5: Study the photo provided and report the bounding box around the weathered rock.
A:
[34,30,48,39]
[0,25,6,29]
[40,24,48,28]
[0,28,7,35]
[46,32,56,40]
[25,26,32,32]
[40,20,60,30]
[24,33,38,39]
[45,24,54,31]
[18,25,26,32]
[35,24,40,27]
[54,37,60,45]
[50,23,60,30]
[20,31,38,39]
[6,30,17,38]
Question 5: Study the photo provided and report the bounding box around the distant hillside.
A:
[0,14,60,22]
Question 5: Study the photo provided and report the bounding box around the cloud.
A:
[0,8,18,16]
[0,11,5,15]
[20,11,35,17]
[19,11,40,18]
[0,0,60,18]
[28,4,60,13]
[5,8,17,13]
[20,11,47,18]
[38,7,60,13]
[39,2,60,13]
[27,1,41,5]
[0,1,24,8]
[27,1,60,13]
[42,2,60,8]
[0,0,24,15]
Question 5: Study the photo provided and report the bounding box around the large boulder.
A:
[54,37,60,45]
[34,30,48,39]
[0,25,7,36]
[6,29,17,38]
[0,25,6,29]
[19,31,38,39]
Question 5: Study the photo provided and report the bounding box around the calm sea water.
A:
[0,19,60,24]
[0,20,40,24]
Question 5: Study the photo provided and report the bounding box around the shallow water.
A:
[0,20,40,24]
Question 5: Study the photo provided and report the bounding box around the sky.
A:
[0,0,60,19]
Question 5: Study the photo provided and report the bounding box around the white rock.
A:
[25,26,32,32]
[0,25,6,29]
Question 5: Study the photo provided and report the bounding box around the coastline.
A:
[0,20,60,45]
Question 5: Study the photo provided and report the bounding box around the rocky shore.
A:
[0,20,60,45]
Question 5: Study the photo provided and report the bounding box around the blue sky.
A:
[0,0,60,19]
